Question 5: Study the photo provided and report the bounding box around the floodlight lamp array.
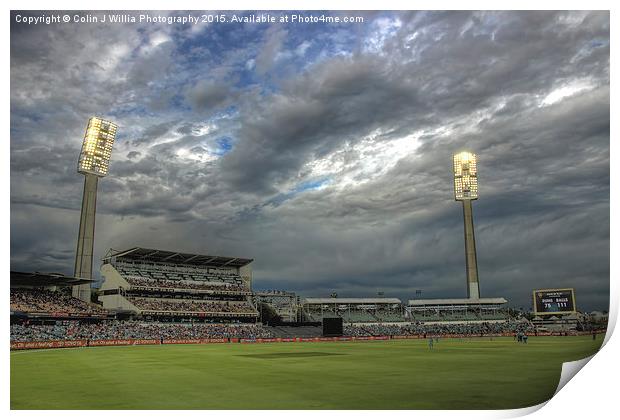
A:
[453,151,478,200]
[78,117,117,177]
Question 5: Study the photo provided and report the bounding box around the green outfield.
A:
[10,336,603,410]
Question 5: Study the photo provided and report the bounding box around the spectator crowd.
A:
[125,276,248,293]
[128,297,257,314]
[10,289,107,315]
[343,320,536,337]
[11,319,537,343]
[10,321,274,342]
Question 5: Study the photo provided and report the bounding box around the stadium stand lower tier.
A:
[343,321,535,337]
[10,320,538,343]
[10,289,107,315]
[10,321,273,342]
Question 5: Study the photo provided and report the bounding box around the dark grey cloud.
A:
[184,80,235,111]
[255,26,288,75]
[10,11,609,311]
[220,54,425,193]
[133,121,178,146]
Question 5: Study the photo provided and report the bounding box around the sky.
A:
[10,10,610,311]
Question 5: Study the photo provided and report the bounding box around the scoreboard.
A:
[322,317,343,337]
[532,288,576,315]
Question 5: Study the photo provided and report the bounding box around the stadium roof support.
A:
[104,247,253,268]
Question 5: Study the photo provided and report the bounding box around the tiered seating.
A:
[116,263,249,294]
[127,296,257,314]
[109,262,258,320]
[124,276,248,293]
[10,289,107,315]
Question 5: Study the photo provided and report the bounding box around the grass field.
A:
[10,336,603,410]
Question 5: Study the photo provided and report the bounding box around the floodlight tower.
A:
[453,151,480,300]
[73,117,117,301]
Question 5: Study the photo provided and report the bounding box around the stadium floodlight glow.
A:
[73,116,117,302]
[453,151,478,201]
[78,117,117,177]
[453,151,480,300]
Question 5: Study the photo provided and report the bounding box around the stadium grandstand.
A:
[10,271,110,320]
[407,298,509,323]
[8,264,592,348]
[302,298,406,323]
[98,247,259,322]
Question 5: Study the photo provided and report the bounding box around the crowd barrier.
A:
[89,339,160,346]
[163,338,228,345]
[10,329,606,351]
[10,340,87,350]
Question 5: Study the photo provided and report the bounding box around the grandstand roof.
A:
[104,247,253,268]
[407,297,507,306]
[303,298,402,304]
[10,271,93,287]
